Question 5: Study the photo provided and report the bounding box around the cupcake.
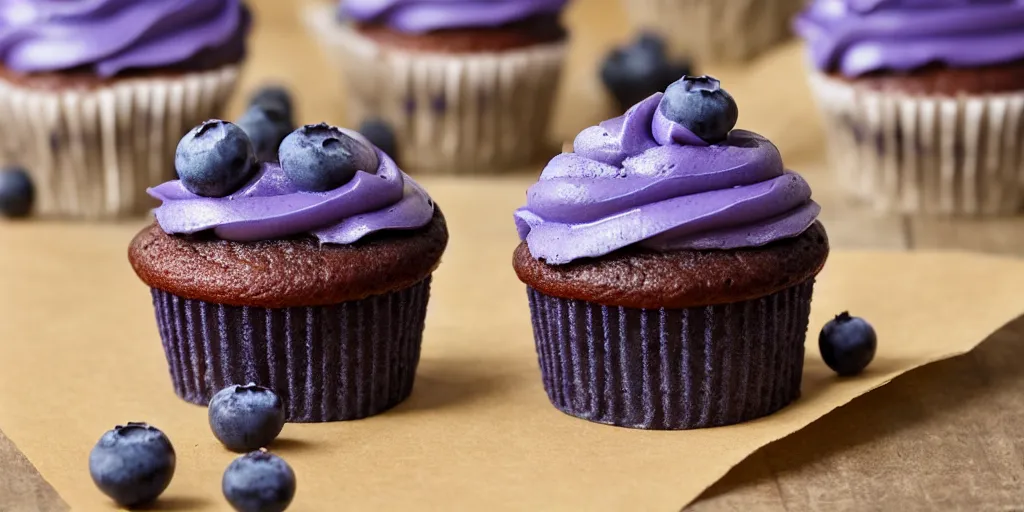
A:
[305,0,569,174]
[795,1,1024,216]
[625,0,806,62]
[129,120,448,422]
[513,76,829,430]
[0,0,250,219]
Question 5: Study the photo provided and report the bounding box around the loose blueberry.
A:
[209,384,286,453]
[601,33,692,113]
[238,105,295,163]
[175,120,258,197]
[279,123,378,192]
[658,75,738,144]
[358,118,398,163]
[88,423,176,507]
[249,85,294,126]
[0,167,34,218]
[222,450,296,512]
[819,312,877,376]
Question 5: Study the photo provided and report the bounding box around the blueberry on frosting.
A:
[658,76,738,144]
[175,120,258,198]
[279,123,379,192]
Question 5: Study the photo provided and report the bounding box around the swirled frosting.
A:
[341,0,568,33]
[0,0,249,77]
[149,149,435,244]
[514,93,820,265]
[794,0,1024,77]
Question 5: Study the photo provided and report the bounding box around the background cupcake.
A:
[513,77,829,430]
[625,0,806,62]
[306,0,569,174]
[129,120,448,422]
[0,0,250,219]
[795,0,1024,216]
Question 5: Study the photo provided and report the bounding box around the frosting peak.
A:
[341,0,568,33]
[150,149,434,244]
[794,0,1024,77]
[514,93,820,265]
[0,0,249,77]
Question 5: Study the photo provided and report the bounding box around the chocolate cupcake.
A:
[0,0,250,219]
[513,76,829,430]
[795,1,1024,216]
[305,0,568,174]
[625,0,806,62]
[129,121,448,422]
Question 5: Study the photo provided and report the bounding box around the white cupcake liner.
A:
[306,5,566,175]
[624,0,804,62]
[0,65,240,219]
[808,71,1024,216]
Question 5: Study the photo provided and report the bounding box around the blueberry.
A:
[358,118,398,163]
[658,75,738,144]
[601,33,692,113]
[222,450,296,512]
[279,123,378,192]
[238,105,294,163]
[249,86,294,126]
[0,167,33,218]
[88,423,176,507]
[209,384,286,453]
[819,312,877,376]
[175,120,258,197]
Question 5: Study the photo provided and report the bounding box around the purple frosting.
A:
[341,0,568,33]
[149,148,435,244]
[0,0,249,77]
[794,0,1024,77]
[514,93,820,265]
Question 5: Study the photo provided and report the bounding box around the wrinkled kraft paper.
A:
[1,178,1023,511]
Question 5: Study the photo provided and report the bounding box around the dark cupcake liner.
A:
[526,280,814,430]
[150,278,431,422]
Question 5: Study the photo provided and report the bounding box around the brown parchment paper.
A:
[1,177,1024,511]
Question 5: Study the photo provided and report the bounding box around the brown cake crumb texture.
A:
[130,209,448,308]
[355,15,567,53]
[832,59,1024,95]
[513,222,830,310]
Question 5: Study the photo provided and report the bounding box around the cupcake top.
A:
[514,76,820,265]
[149,121,435,244]
[341,0,568,33]
[131,120,446,308]
[0,0,250,77]
[794,0,1024,77]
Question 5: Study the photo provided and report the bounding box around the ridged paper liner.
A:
[809,71,1024,216]
[624,0,804,62]
[526,281,814,430]
[150,278,431,423]
[0,65,240,220]
[306,5,566,175]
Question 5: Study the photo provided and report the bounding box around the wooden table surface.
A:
[4,1,1024,510]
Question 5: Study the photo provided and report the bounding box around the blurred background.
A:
[240,0,826,162]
